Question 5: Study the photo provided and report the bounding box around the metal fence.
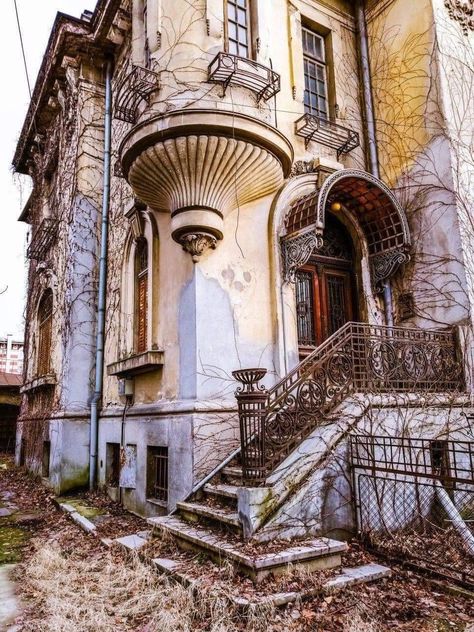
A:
[234,322,463,484]
[351,434,474,587]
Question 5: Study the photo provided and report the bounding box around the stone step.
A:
[177,501,241,530]
[232,564,392,608]
[148,515,347,582]
[221,466,243,481]
[204,483,239,501]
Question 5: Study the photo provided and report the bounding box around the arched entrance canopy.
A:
[282,169,411,290]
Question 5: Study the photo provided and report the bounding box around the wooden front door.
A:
[295,218,357,355]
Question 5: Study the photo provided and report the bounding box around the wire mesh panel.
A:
[351,435,474,587]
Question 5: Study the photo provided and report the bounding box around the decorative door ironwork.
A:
[295,218,356,353]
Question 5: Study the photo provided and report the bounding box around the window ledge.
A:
[146,497,168,509]
[20,373,57,394]
[107,350,164,378]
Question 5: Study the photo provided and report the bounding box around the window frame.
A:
[134,237,149,354]
[224,0,258,60]
[37,290,53,376]
[302,24,330,120]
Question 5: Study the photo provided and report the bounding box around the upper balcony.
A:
[295,113,360,159]
[119,108,293,261]
[208,52,281,102]
[114,65,161,124]
[27,218,59,261]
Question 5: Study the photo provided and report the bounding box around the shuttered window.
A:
[37,290,53,376]
[135,239,148,353]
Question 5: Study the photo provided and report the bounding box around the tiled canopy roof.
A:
[285,170,410,257]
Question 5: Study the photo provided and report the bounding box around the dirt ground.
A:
[1,454,474,632]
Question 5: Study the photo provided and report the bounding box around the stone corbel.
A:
[282,230,323,283]
[125,198,147,240]
[180,232,217,263]
[370,249,411,293]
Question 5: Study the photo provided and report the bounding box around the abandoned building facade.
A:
[12,0,474,546]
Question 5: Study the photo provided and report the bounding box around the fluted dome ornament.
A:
[120,109,293,261]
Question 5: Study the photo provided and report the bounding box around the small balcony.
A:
[27,218,58,261]
[114,65,160,124]
[208,52,280,102]
[295,113,360,159]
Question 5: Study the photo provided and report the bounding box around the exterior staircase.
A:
[148,322,463,582]
[148,463,348,581]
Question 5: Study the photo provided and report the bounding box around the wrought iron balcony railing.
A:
[295,113,360,158]
[234,322,464,485]
[208,52,280,102]
[114,65,160,124]
[27,218,58,261]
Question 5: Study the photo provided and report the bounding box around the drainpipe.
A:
[89,59,113,490]
[355,0,394,327]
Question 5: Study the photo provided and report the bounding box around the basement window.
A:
[42,441,51,478]
[147,446,168,502]
[106,442,121,487]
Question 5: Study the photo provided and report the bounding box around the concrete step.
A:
[177,501,241,530]
[148,515,347,582]
[232,563,392,608]
[204,483,239,501]
[221,466,243,482]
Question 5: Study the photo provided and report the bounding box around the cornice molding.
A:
[444,0,474,35]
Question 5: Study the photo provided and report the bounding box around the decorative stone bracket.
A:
[370,250,411,294]
[282,230,324,282]
[180,233,217,263]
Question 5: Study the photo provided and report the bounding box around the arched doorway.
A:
[295,215,358,356]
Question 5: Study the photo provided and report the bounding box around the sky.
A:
[0,0,96,340]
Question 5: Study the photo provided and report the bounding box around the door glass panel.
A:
[326,274,347,337]
[296,270,316,346]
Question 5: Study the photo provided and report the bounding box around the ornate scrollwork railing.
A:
[234,323,463,485]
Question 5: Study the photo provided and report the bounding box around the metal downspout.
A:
[355,0,394,327]
[89,59,113,490]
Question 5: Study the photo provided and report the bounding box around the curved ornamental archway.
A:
[282,169,411,291]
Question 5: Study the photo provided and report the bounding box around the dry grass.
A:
[19,540,289,632]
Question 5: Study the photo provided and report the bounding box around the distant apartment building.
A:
[0,336,24,376]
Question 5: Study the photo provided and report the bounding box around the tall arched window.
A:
[37,290,53,375]
[135,238,148,353]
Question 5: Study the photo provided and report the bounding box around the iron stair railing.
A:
[233,322,464,485]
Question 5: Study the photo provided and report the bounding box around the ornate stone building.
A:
[13,0,474,551]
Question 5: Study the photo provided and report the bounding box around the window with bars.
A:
[302,26,329,119]
[226,0,251,58]
[135,238,148,353]
[37,290,53,376]
[147,446,169,502]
